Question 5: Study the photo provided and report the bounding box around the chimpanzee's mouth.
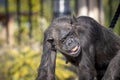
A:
[69,45,80,54]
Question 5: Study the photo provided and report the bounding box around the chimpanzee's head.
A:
[46,16,81,57]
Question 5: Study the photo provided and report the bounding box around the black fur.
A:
[36,16,120,80]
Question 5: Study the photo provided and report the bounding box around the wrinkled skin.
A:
[36,16,120,80]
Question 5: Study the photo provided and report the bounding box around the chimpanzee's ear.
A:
[70,15,77,24]
[47,37,54,43]
[47,37,56,51]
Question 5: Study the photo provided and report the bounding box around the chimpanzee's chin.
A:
[71,49,81,57]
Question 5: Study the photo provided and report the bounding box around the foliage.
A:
[0,46,40,80]
[0,0,119,80]
[14,24,29,44]
[103,0,120,35]
[14,16,47,44]
[56,54,77,80]
[0,46,76,80]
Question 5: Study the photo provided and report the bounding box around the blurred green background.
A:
[0,0,119,80]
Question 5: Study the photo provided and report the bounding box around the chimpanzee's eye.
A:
[60,37,66,43]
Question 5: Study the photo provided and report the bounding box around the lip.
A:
[70,45,80,54]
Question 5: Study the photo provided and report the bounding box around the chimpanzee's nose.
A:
[66,38,74,46]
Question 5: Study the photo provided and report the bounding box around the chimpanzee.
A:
[36,16,120,80]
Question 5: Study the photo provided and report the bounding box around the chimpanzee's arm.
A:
[36,31,57,80]
[102,51,120,80]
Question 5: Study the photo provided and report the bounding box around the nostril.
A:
[65,38,75,46]
[68,41,73,46]
[68,42,71,46]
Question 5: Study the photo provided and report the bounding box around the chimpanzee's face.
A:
[48,22,81,57]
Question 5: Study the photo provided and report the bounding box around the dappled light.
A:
[0,0,119,80]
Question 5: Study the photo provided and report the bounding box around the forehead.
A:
[50,23,72,40]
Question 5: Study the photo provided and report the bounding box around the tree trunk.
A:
[76,0,104,24]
